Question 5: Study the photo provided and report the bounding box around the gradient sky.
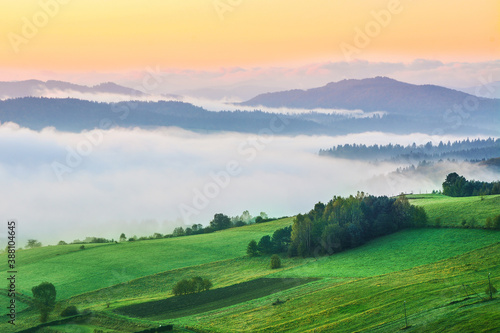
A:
[1,0,498,73]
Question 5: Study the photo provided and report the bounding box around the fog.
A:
[9,88,386,118]
[0,123,496,247]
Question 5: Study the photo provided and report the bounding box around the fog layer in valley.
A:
[0,123,497,246]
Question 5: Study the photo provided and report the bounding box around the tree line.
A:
[319,138,500,162]
[49,211,282,247]
[442,172,500,197]
[169,211,282,238]
[249,193,427,258]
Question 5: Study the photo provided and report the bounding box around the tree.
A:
[442,172,465,196]
[241,210,252,223]
[172,277,212,296]
[258,235,273,254]
[291,214,312,254]
[119,233,127,242]
[32,282,56,322]
[393,194,411,228]
[270,254,281,269]
[190,223,204,234]
[172,279,193,296]
[271,226,292,253]
[247,240,259,257]
[26,239,42,249]
[210,213,231,231]
[173,227,185,237]
[234,220,246,227]
[201,278,213,291]
[57,240,67,245]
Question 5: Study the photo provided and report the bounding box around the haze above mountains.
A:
[0,77,498,136]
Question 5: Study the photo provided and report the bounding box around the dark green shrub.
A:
[270,254,281,269]
[60,305,79,317]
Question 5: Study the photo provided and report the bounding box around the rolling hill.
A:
[1,195,499,332]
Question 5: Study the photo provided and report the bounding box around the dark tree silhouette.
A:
[247,240,259,257]
[210,213,232,231]
[32,282,56,322]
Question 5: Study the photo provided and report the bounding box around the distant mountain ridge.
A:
[0,96,497,136]
[242,77,499,116]
[0,77,498,136]
[0,97,324,134]
[0,80,146,99]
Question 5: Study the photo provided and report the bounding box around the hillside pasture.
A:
[0,218,294,300]
[408,193,500,227]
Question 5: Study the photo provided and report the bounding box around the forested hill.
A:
[0,97,322,134]
[319,138,500,162]
[0,97,498,135]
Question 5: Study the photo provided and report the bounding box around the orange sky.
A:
[1,0,499,72]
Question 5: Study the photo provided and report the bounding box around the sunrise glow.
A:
[1,0,498,72]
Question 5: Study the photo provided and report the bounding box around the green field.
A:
[271,228,500,278]
[2,195,500,332]
[174,243,500,332]
[408,193,500,227]
[1,218,294,299]
[115,278,317,320]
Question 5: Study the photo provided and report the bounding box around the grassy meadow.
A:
[271,228,500,278]
[1,195,499,332]
[408,193,500,227]
[1,218,294,300]
[170,243,500,332]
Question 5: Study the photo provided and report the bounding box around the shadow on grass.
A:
[114,277,318,320]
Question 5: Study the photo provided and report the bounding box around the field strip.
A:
[114,278,318,320]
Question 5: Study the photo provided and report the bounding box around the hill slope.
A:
[409,194,500,227]
[2,196,500,332]
[0,218,294,299]
[242,77,500,117]
[173,242,500,332]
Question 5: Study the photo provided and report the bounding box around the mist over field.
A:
[0,122,496,246]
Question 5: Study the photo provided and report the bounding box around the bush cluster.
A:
[172,277,212,296]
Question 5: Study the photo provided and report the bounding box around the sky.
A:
[0,1,499,246]
[1,0,498,86]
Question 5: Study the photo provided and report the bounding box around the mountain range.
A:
[242,77,499,117]
[0,80,146,99]
[0,77,498,136]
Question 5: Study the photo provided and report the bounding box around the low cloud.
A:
[0,123,496,247]
[2,88,387,118]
